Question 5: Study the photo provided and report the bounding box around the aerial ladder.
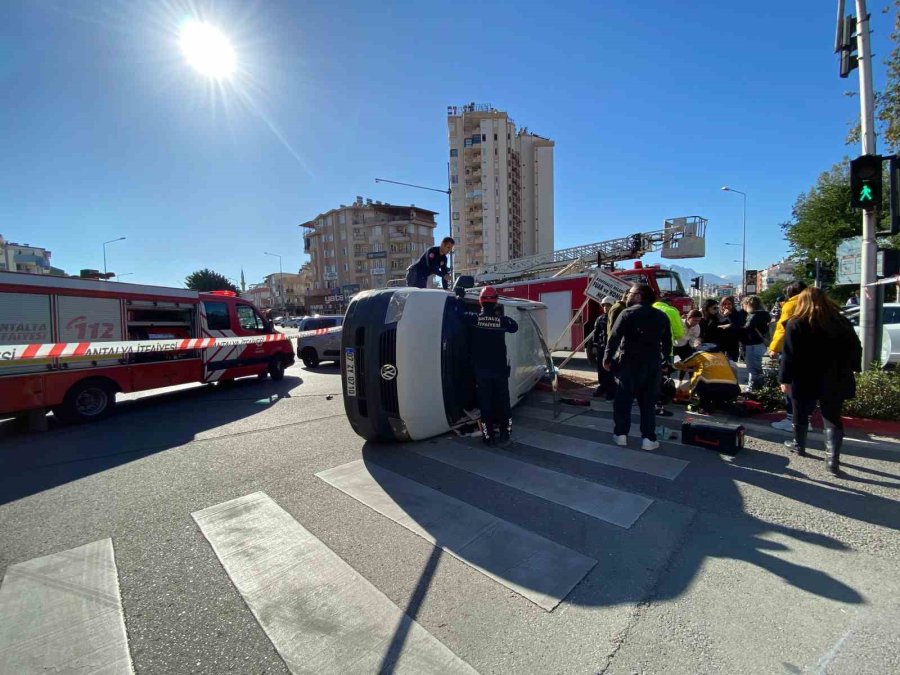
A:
[473,216,708,284]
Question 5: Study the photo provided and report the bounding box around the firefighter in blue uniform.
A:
[406,237,454,289]
[462,286,519,445]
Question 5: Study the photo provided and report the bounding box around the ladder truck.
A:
[474,217,708,360]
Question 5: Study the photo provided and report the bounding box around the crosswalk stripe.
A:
[419,440,653,528]
[192,492,477,675]
[517,405,685,446]
[317,461,596,612]
[511,414,689,480]
[0,539,133,674]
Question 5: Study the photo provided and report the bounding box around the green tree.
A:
[184,268,238,293]
[780,160,861,271]
[758,281,788,309]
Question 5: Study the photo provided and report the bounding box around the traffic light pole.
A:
[856,0,878,370]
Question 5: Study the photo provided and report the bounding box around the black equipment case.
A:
[681,418,745,455]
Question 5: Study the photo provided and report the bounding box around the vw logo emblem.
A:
[380,364,397,381]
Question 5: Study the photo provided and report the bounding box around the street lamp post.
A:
[375,174,454,284]
[264,252,284,315]
[102,237,126,275]
[721,187,747,294]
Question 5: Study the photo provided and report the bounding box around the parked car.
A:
[296,315,344,367]
[341,286,551,442]
[282,316,307,329]
[844,302,900,368]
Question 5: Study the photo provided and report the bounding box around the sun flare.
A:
[179,20,236,79]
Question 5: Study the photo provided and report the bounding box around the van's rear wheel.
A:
[301,348,319,369]
[53,379,117,424]
[269,357,287,381]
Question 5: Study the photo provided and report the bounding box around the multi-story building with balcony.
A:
[447,103,554,275]
[0,235,53,274]
[759,259,798,291]
[300,198,437,312]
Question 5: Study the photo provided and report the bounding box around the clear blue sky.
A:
[0,0,893,287]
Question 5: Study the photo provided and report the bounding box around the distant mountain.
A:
[663,264,736,287]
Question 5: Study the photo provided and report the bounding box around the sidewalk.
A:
[549,352,900,441]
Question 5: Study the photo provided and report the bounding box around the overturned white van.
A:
[341,286,552,442]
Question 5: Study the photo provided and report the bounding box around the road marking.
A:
[0,539,133,674]
[512,412,688,479]
[518,405,685,447]
[192,492,477,674]
[317,461,596,611]
[419,441,653,528]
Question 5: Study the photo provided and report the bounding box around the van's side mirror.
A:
[454,275,475,290]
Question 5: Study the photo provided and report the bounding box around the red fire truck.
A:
[0,272,295,424]
[473,218,708,357]
[495,262,692,354]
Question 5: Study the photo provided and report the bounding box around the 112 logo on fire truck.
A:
[66,315,115,340]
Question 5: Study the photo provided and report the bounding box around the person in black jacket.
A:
[779,288,862,475]
[593,296,616,399]
[740,295,770,390]
[462,286,519,445]
[718,295,746,362]
[603,284,672,451]
[699,299,725,348]
[406,237,455,289]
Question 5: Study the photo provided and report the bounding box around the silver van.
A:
[296,315,344,368]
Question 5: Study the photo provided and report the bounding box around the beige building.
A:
[243,284,272,310]
[0,235,54,274]
[264,272,308,314]
[300,198,437,311]
[447,103,554,274]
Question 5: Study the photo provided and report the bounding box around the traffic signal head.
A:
[691,275,702,290]
[838,15,858,78]
[850,154,882,210]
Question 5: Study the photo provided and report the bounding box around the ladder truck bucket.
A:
[661,216,707,259]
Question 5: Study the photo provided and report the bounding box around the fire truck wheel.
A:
[300,348,319,369]
[53,379,117,424]
[269,357,287,381]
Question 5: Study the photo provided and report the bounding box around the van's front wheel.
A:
[300,348,319,369]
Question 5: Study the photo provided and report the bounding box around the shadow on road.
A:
[0,375,322,506]
[353,411,876,666]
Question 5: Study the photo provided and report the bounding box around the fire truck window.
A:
[237,304,264,331]
[204,302,231,331]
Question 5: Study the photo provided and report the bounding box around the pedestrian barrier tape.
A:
[0,326,342,362]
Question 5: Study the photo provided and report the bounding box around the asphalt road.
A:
[1,359,898,674]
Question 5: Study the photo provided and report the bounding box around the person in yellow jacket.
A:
[767,281,807,431]
[673,344,740,413]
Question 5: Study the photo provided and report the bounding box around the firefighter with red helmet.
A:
[461,286,519,444]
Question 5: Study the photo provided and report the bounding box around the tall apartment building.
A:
[447,103,554,274]
[300,198,437,312]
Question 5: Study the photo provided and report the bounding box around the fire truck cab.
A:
[0,272,295,424]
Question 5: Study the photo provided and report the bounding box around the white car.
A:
[340,284,552,441]
[844,302,900,367]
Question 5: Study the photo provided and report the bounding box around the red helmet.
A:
[480,286,499,304]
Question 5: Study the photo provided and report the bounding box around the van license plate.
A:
[345,348,356,397]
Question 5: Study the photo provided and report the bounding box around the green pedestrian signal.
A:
[850,154,882,210]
